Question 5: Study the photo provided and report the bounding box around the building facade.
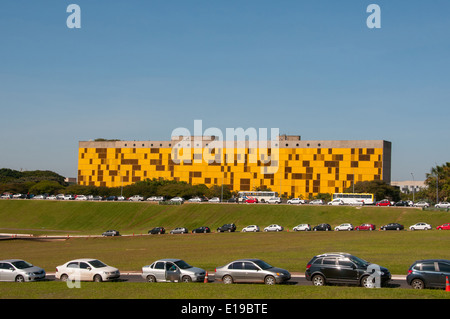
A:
[77,136,391,199]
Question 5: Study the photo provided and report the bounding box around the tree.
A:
[344,180,401,202]
[424,162,450,202]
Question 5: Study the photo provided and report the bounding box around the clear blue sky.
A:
[1,1,449,181]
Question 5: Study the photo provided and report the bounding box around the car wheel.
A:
[223,275,233,284]
[93,274,103,282]
[360,275,375,288]
[182,276,192,283]
[15,275,25,282]
[312,274,325,286]
[146,275,157,282]
[264,275,276,285]
[411,278,425,289]
[60,274,69,282]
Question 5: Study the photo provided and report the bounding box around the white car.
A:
[32,195,46,200]
[266,197,282,204]
[46,195,57,200]
[188,197,203,202]
[287,198,307,204]
[170,197,185,203]
[334,223,354,231]
[328,199,344,206]
[309,199,324,205]
[264,224,284,232]
[409,222,432,231]
[242,225,260,232]
[293,224,311,231]
[75,195,88,201]
[414,201,430,208]
[435,202,450,209]
[129,195,144,201]
[63,195,75,200]
[208,197,220,203]
[55,258,120,282]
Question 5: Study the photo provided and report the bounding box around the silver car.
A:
[214,258,291,285]
[0,259,46,282]
[141,259,206,283]
[170,227,188,234]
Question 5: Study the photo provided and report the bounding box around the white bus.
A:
[237,191,278,203]
[332,193,374,205]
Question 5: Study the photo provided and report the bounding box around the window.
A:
[338,259,354,268]
[67,262,79,269]
[80,262,90,269]
[230,262,244,270]
[438,262,450,273]
[154,262,165,270]
[244,262,259,271]
[421,262,435,272]
[322,258,336,265]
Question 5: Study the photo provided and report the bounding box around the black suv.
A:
[148,227,165,235]
[217,224,237,232]
[305,252,391,288]
[406,259,450,289]
[313,224,331,231]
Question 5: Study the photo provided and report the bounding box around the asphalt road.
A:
[45,273,410,289]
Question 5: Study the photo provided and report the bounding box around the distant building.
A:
[391,180,425,194]
[77,135,392,199]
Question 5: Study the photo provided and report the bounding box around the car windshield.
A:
[88,260,107,268]
[252,260,273,270]
[11,260,33,269]
[349,256,370,267]
[174,260,192,269]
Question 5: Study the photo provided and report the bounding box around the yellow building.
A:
[77,135,391,199]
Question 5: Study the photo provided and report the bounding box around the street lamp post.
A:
[410,173,415,203]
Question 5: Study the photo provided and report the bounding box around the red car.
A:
[244,198,258,203]
[376,199,391,206]
[436,223,450,230]
[355,223,376,231]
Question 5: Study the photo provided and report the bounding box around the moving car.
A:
[105,196,117,201]
[305,252,391,288]
[217,224,236,232]
[208,197,221,203]
[215,258,291,285]
[394,201,410,206]
[266,197,282,204]
[409,223,432,231]
[169,197,185,203]
[170,227,188,234]
[435,202,450,209]
[192,226,211,233]
[102,230,120,236]
[414,201,430,208]
[141,258,206,283]
[380,223,404,231]
[264,224,284,232]
[287,198,307,204]
[241,225,260,232]
[313,223,331,231]
[148,227,165,234]
[55,259,120,282]
[355,223,376,231]
[334,223,353,231]
[407,259,450,289]
[293,224,311,231]
[129,195,144,201]
[436,223,450,230]
[375,199,391,206]
[309,199,324,205]
[244,198,258,203]
[328,199,344,206]
[146,196,164,201]
[0,259,46,282]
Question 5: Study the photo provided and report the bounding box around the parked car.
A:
[188,197,203,202]
[208,197,221,203]
[170,227,188,234]
[106,196,117,201]
[192,226,210,233]
[0,259,46,282]
[32,194,46,200]
[241,225,260,232]
[129,195,144,201]
[394,201,410,206]
[46,195,57,200]
[334,223,354,231]
[414,201,430,208]
[435,202,450,209]
[287,198,307,204]
[266,197,282,204]
[148,227,165,235]
[63,195,75,200]
[102,230,120,237]
[55,259,120,282]
[227,197,238,203]
[409,223,432,231]
[146,196,164,201]
[355,223,376,231]
[305,252,391,288]
[141,258,206,283]
[217,224,236,232]
[293,224,311,231]
[244,198,258,203]
[328,199,344,206]
[375,199,391,206]
[380,223,404,231]
[436,223,450,230]
[313,223,331,231]
[309,199,324,205]
[264,224,284,232]
[76,195,88,201]
[169,197,185,203]
[407,259,450,289]
[215,258,291,285]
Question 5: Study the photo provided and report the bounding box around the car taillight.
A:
[407,270,412,275]
[306,264,311,270]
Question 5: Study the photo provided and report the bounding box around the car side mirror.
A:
[87,267,92,271]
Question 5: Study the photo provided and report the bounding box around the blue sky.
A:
[0,1,449,181]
